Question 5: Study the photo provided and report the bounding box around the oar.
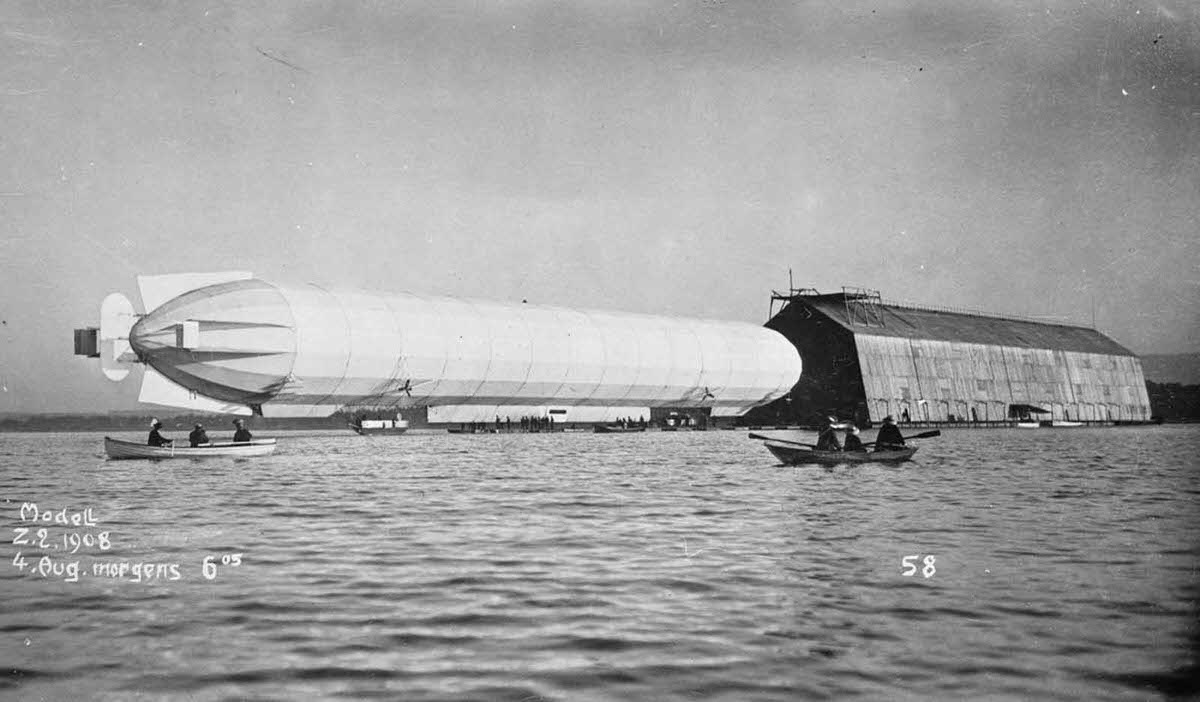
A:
[748,432,818,449]
[863,429,941,447]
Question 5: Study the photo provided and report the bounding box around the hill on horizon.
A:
[1140,353,1200,385]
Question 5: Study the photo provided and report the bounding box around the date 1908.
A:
[901,555,936,578]
[13,527,112,553]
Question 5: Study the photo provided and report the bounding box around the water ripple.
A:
[1,426,1198,700]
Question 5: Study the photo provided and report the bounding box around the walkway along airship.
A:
[73,271,802,423]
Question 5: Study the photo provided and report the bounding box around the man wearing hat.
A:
[188,423,210,447]
[232,418,253,443]
[147,418,172,447]
[843,425,867,452]
[815,415,842,451]
[875,415,906,452]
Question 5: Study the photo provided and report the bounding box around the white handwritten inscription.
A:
[201,553,243,580]
[13,526,112,553]
[18,503,99,526]
[901,554,937,578]
[9,502,243,584]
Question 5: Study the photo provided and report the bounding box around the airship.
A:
[74,271,802,423]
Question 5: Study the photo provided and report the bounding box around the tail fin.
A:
[73,292,139,381]
[138,366,252,415]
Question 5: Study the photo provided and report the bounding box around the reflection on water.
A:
[2,426,1198,700]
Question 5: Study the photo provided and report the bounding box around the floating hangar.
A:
[73,271,802,423]
[745,287,1152,426]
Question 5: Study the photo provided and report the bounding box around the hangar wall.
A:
[855,335,1152,423]
[753,288,1152,425]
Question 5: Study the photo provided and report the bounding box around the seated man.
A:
[188,423,209,447]
[232,418,253,442]
[843,425,867,452]
[147,419,172,447]
[874,415,906,451]
[815,416,842,451]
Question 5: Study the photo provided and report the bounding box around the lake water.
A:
[2,425,1198,701]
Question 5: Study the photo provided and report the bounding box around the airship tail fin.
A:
[137,271,253,312]
[99,292,139,381]
[76,271,255,383]
[138,366,252,415]
[73,292,139,382]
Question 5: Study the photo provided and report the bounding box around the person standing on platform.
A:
[874,415,906,451]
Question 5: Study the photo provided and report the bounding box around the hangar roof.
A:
[787,294,1137,357]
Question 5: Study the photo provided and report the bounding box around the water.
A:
[2,425,1198,701]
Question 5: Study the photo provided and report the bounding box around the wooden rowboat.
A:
[764,443,918,466]
[104,436,277,460]
[593,425,646,433]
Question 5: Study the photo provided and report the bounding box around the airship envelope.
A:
[76,272,803,420]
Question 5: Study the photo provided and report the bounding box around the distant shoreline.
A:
[4,383,1199,432]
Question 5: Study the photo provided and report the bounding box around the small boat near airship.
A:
[348,414,409,436]
[763,443,918,466]
[104,436,277,460]
[73,271,803,423]
[592,424,645,434]
[749,429,939,466]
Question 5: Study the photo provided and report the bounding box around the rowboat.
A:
[593,425,646,433]
[764,443,918,466]
[104,436,277,460]
[1049,420,1083,428]
[348,413,408,435]
[348,420,408,436]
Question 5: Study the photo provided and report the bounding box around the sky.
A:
[1,0,1197,413]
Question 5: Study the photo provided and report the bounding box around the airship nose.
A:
[129,279,298,404]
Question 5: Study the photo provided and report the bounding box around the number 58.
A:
[902,555,936,578]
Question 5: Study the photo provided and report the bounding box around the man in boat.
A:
[188,423,209,447]
[147,419,172,447]
[874,415,906,452]
[232,418,253,442]
[815,416,842,451]
[843,425,867,452]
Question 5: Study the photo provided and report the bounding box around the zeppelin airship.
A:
[74,271,802,422]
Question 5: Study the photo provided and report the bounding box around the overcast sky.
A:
[1,1,1197,413]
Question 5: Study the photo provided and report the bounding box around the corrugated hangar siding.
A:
[855,335,1151,422]
[766,293,1151,424]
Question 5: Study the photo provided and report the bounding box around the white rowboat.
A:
[104,436,277,460]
